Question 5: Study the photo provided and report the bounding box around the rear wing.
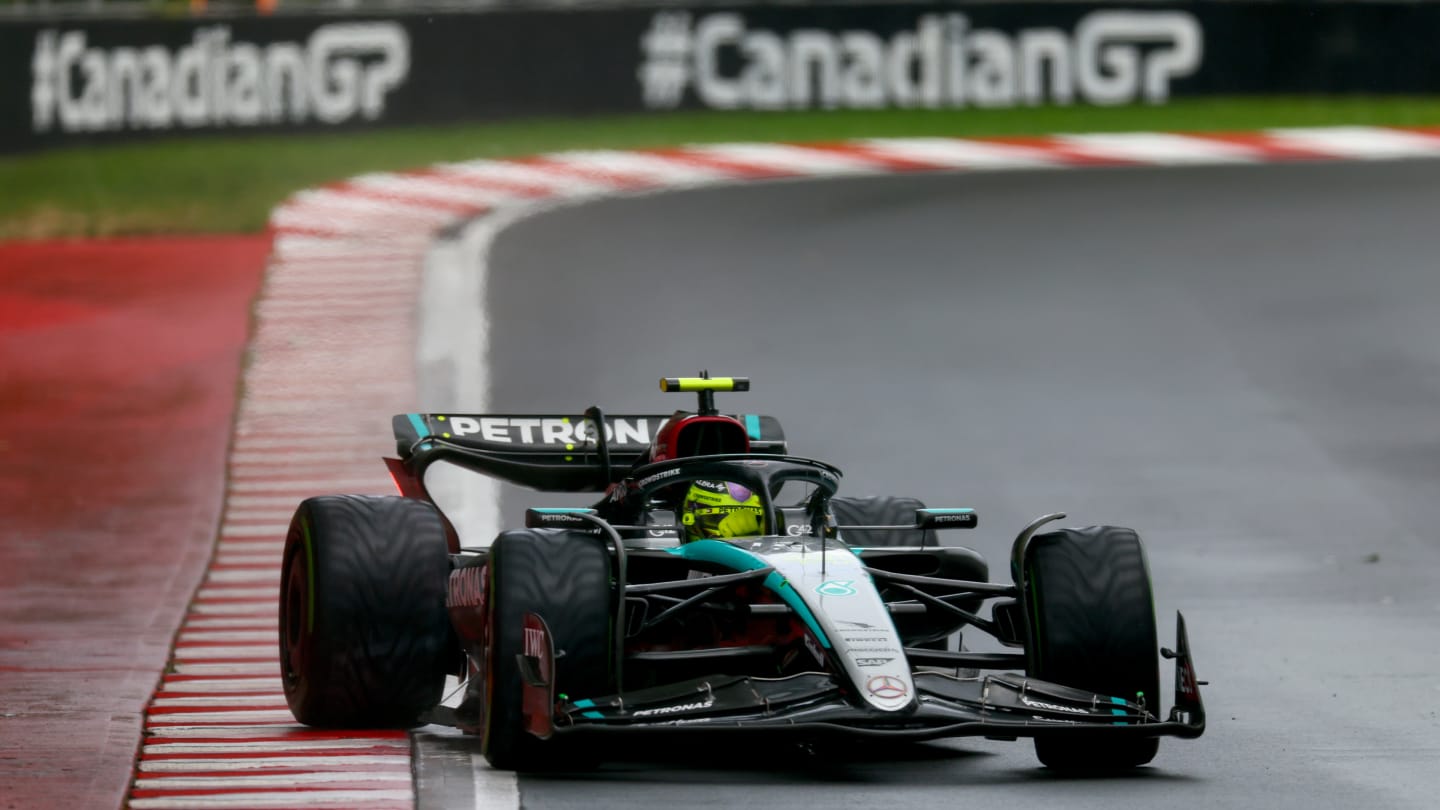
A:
[391,412,787,492]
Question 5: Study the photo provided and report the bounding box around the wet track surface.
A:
[0,237,266,809]
[432,161,1440,808]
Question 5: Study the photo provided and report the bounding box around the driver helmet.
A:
[680,480,764,542]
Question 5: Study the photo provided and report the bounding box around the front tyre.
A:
[481,529,612,771]
[1022,525,1160,771]
[279,495,453,727]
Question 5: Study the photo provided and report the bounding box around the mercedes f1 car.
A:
[278,376,1205,771]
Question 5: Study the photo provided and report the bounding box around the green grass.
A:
[5,96,1440,239]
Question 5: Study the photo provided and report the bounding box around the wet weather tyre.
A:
[1023,525,1161,771]
[831,495,937,548]
[279,495,453,728]
[482,529,612,771]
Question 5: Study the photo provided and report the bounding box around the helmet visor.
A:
[685,503,765,538]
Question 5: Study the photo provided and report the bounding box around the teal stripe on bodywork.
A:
[667,540,831,647]
[924,508,975,514]
[1110,695,1130,724]
[744,414,762,440]
[532,508,597,514]
[407,414,433,450]
[572,698,603,718]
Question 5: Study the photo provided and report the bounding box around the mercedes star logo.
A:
[866,674,908,700]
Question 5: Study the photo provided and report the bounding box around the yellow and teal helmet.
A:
[680,480,764,542]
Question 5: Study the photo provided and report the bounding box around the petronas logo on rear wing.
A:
[420,415,659,449]
[389,412,787,493]
[396,413,784,452]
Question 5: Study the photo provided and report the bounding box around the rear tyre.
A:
[279,495,453,727]
[482,529,612,771]
[833,496,987,650]
[1023,525,1160,770]
[831,495,937,547]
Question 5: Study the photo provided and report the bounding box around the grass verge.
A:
[4,96,1440,239]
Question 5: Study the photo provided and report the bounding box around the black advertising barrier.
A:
[3,2,1440,154]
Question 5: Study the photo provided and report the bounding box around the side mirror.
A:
[915,508,977,530]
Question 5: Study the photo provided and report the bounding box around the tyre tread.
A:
[1025,525,1160,770]
[484,529,611,770]
[281,495,452,728]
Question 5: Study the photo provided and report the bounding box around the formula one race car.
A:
[278,376,1205,771]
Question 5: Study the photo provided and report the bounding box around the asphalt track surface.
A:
[424,160,1440,809]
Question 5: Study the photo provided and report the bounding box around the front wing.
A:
[517,612,1206,743]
